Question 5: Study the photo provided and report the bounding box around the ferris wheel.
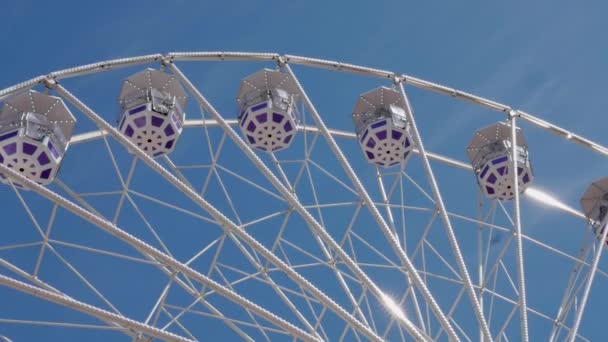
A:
[0,52,606,342]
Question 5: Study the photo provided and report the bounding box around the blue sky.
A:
[1,1,608,341]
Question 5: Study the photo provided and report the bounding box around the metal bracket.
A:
[508,109,521,119]
[277,55,287,68]
[392,74,405,86]
[42,76,58,89]
[160,55,174,67]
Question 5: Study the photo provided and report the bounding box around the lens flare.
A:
[381,292,407,322]
[525,187,586,220]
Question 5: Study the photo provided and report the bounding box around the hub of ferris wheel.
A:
[466,121,534,200]
[117,68,188,158]
[236,69,300,153]
[0,90,76,187]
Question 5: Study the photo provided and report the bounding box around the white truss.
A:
[0,52,605,342]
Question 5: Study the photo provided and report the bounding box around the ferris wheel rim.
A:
[0,51,594,222]
[1,51,606,158]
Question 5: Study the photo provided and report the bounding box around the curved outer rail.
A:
[0,51,608,160]
[0,51,605,159]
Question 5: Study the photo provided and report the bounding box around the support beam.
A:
[397,82,493,342]
[0,51,604,159]
[168,51,279,62]
[0,162,320,342]
[50,81,375,341]
[0,50,601,341]
[53,178,256,341]
[510,113,529,341]
[0,274,193,342]
[549,229,595,341]
[567,216,608,341]
[283,64,454,341]
[167,63,428,341]
[163,156,322,338]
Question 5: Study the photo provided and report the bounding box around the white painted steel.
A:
[510,114,529,342]
[0,51,603,342]
[52,81,383,341]
[397,82,493,342]
[0,160,321,342]
[566,216,608,342]
[0,274,194,342]
[168,63,420,341]
[284,64,453,341]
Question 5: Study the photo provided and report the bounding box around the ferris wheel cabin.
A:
[466,122,533,200]
[0,90,76,187]
[352,87,414,168]
[236,69,299,153]
[117,68,188,158]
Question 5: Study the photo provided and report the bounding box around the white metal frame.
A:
[0,52,604,342]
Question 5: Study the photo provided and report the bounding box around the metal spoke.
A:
[53,80,383,341]
[0,163,321,342]
[285,63,452,341]
[166,154,329,338]
[0,319,124,331]
[509,114,529,341]
[397,81,492,341]
[566,216,608,341]
[0,274,193,342]
[168,62,425,340]
[549,228,595,341]
[0,51,603,341]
